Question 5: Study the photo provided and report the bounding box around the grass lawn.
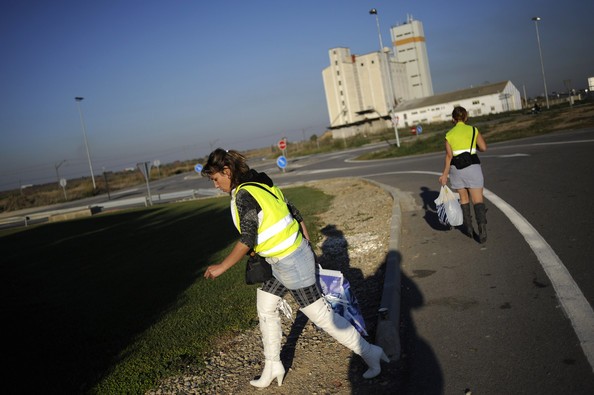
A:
[0,186,332,394]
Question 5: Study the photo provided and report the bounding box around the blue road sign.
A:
[276,156,287,169]
[416,124,423,134]
[194,164,203,173]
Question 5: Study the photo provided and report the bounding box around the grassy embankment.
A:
[1,186,332,394]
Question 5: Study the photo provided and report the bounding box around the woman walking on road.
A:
[201,148,388,388]
[439,106,489,243]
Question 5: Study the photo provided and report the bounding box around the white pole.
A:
[370,8,400,147]
[532,17,550,109]
[75,97,97,189]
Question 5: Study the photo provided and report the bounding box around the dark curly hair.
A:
[201,148,251,189]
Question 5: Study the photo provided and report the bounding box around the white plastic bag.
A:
[317,266,368,336]
[434,185,463,226]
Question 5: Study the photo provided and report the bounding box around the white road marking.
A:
[364,170,594,371]
[482,153,530,158]
[484,188,594,372]
[533,139,594,146]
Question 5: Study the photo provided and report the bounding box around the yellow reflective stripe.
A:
[258,213,294,244]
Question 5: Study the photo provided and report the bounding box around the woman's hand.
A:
[203,241,250,280]
[204,263,227,280]
[439,141,452,186]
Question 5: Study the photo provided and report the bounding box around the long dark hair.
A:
[201,148,250,189]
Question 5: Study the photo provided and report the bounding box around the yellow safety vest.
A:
[231,182,302,258]
[446,122,478,156]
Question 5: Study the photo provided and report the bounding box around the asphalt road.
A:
[261,128,594,393]
[4,128,594,393]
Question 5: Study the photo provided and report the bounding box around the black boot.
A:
[474,203,488,243]
[460,203,473,238]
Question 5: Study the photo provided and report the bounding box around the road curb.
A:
[365,178,402,362]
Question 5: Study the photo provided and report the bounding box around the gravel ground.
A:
[147,178,399,394]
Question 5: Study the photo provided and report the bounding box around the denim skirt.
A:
[450,164,484,189]
[266,238,316,290]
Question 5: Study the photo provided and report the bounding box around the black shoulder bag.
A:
[245,251,273,285]
[451,127,476,170]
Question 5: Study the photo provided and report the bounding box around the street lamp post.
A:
[369,8,400,147]
[531,17,550,109]
[369,8,384,51]
[75,97,96,189]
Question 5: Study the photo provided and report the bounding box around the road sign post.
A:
[59,178,67,200]
[276,155,287,172]
[154,159,161,178]
[137,161,153,206]
[278,139,288,171]
[390,113,401,147]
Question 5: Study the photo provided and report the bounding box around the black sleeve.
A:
[235,189,260,249]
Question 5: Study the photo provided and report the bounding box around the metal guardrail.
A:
[0,188,224,229]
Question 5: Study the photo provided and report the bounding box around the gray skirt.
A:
[449,164,484,189]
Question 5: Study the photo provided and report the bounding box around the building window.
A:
[340,90,343,96]
[472,100,479,105]
[337,71,340,76]
[338,81,342,86]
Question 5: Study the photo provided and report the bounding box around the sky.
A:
[1,0,593,191]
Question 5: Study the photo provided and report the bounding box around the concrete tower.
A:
[390,15,434,99]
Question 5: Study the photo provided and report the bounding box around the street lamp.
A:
[75,97,97,189]
[531,17,549,109]
[369,8,400,147]
[369,9,384,51]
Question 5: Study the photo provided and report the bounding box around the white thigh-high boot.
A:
[250,288,286,388]
[300,297,389,379]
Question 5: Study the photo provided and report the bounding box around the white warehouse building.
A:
[329,81,522,140]
[392,80,522,129]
